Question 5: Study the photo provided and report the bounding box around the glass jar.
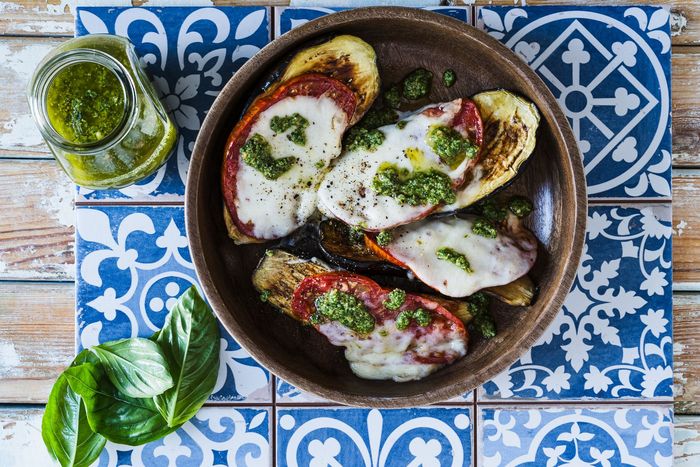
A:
[27,35,177,189]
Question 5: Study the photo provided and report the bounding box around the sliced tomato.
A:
[363,233,408,269]
[221,73,357,239]
[451,98,483,158]
[291,272,465,334]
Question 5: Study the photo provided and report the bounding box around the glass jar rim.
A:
[29,48,137,154]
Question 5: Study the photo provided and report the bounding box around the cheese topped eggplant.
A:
[375,215,537,297]
[317,98,483,231]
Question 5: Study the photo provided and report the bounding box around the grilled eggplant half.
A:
[441,90,539,212]
[280,35,380,125]
[252,249,474,324]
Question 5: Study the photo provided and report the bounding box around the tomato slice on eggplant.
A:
[291,271,468,382]
[221,73,357,242]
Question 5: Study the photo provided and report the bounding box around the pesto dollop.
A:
[479,199,508,223]
[384,85,401,109]
[360,107,399,129]
[468,292,495,338]
[436,247,473,274]
[509,196,533,218]
[402,68,433,100]
[259,290,271,302]
[383,289,406,310]
[372,165,456,206]
[376,230,392,246]
[396,120,407,130]
[345,127,385,152]
[395,308,432,330]
[472,218,498,239]
[426,125,477,169]
[240,134,296,180]
[313,289,375,334]
[46,62,125,144]
[270,113,309,146]
[442,69,456,87]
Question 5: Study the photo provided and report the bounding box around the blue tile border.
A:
[477,5,672,199]
[478,406,673,466]
[75,205,271,402]
[277,407,473,466]
[74,6,271,201]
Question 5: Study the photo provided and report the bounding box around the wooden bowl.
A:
[187,7,586,407]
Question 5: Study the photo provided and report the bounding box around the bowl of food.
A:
[186,7,586,406]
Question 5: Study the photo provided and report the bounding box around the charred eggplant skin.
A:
[441,90,540,212]
[280,35,380,125]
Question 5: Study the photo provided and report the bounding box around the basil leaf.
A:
[91,337,173,398]
[41,373,106,467]
[64,362,178,446]
[154,286,220,427]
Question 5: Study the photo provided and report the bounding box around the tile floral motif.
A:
[96,407,270,466]
[277,407,472,466]
[477,5,672,199]
[75,205,271,402]
[478,406,673,466]
[274,6,469,37]
[74,6,271,200]
[482,205,673,400]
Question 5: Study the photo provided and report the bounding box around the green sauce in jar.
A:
[28,35,177,189]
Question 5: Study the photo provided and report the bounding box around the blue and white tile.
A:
[75,205,271,402]
[276,378,473,404]
[97,407,271,466]
[274,5,469,37]
[478,406,673,466]
[477,6,672,199]
[481,205,673,401]
[277,407,472,466]
[75,6,271,201]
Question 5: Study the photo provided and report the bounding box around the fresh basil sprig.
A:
[42,287,220,466]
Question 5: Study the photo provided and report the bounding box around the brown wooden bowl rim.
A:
[186,6,587,407]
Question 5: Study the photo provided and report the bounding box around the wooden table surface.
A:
[0,0,698,464]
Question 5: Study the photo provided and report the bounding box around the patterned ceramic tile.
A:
[477,6,672,199]
[276,378,473,404]
[274,6,469,37]
[74,6,271,201]
[478,406,673,466]
[277,407,472,466]
[75,205,271,402]
[96,407,271,466]
[481,205,673,401]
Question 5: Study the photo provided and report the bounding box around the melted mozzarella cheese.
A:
[318,319,467,382]
[317,99,473,231]
[386,216,537,297]
[235,95,348,239]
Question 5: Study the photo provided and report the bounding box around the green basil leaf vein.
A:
[154,286,220,427]
[91,337,174,398]
[41,373,106,467]
[64,362,179,446]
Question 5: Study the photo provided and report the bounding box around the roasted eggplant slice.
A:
[280,35,380,125]
[252,249,473,323]
[441,90,539,212]
[484,275,535,307]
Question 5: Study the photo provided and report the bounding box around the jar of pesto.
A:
[27,35,177,189]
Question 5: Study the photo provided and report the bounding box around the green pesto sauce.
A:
[240,133,296,180]
[472,218,498,239]
[426,125,477,169]
[360,107,399,129]
[436,247,473,274]
[376,230,392,246]
[479,199,508,223]
[508,196,533,218]
[383,289,406,310]
[384,85,401,109]
[270,113,309,146]
[402,68,433,100]
[348,225,365,245]
[345,127,385,152]
[313,289,375,334]
[46,62,125,144]
[371,164,456,206]
[442,69,457,87]
[396,120,407,130]
[468,292,495,338]
[395,308,432,330]
[259,290,271,302]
